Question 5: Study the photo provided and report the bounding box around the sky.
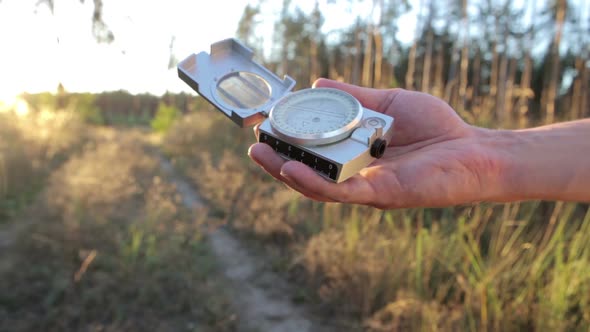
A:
[0,0,247,99]
[0,0,423,100]
[0,0,587,101]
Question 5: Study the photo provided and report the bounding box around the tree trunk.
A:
[309,37,319,86]
[516,0,536,128]
[445,36,460,106]
[433,42,445,98]
[496,52,508,126]
[422,27,434,93]
[406,43,417,90]
[572,57,589,119]
[471,47,481,115]
[486,39,499,121]
[504,58,517,126]
[518,52,533,128]
[373,31,384,88]
[362,30,374,87]
[581,57,589,118]
[309,0,321,86]
[352,23,363,85]
[344,48,352,82]
[458,0,469,112]
[544,0,566,124]
[405,0,423,90]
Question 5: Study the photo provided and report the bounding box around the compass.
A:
[269,88,363,146]
[177,38,395,183]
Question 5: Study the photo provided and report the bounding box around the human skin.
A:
[248,78,590,209]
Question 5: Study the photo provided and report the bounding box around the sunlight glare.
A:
[0,93,17,113]
[0,93,30,117]
[14,99,30,117]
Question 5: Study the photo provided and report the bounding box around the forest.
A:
[1,0,589,331]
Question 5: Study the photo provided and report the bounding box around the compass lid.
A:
[178,38,295,127]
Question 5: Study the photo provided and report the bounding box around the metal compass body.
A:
[177,38,394,183]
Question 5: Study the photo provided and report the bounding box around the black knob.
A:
[370,139,387,158]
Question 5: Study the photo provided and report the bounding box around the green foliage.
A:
[71,93,104,125]
[22,91,56,111]
[21,90,197,127]
[150,102,180,133]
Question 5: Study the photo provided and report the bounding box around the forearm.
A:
[483,119,590,202]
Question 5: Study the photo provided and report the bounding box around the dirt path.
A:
[1,127,334,331]
[159,158,332,332]
[0,219,28,249]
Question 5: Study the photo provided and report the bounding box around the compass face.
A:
[269,88,363,146]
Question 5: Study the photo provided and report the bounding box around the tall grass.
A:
[164,101,590,331]
[0,108,86,222]
[163,111,301,239]
[304,203,590,331]
[0,130,235,331]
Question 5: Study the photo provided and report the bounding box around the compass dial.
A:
[269,88,363,146]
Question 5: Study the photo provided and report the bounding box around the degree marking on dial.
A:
[269,88,363,145]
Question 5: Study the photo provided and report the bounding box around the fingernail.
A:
[247,144,256,158]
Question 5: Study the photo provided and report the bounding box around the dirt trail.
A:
[1,127,334,331]
[0,219,28,249]
[159,158,333,332]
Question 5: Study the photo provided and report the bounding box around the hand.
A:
[248,78,510,209]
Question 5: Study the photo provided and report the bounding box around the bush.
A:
[71,93,104,125]
[151,102,179,133]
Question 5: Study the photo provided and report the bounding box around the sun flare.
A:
[0,92,29,116]
[0,93,17,113]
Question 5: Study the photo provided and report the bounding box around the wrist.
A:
[470,127,523,203]
[476,121,590,202]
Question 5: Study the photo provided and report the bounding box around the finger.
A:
[248,143,286,181]
[280,160,378,205]
[312,78,402,112]
[283,176,336,203]
[248,143,335,202]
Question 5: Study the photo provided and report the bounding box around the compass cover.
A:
[178,38,295,127]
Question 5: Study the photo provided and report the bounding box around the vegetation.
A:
[164,0,589,330]
[163,108,590,331]
[0,108,86,222]
[1,0,588,331]
[0,109,234,331]
[151,102,181,133]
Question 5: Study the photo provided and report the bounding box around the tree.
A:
[542,0,567,124]
[236,3,262,53]
[36,0,114,43]
[405,0,423,90]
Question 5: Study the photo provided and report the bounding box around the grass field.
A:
[164,110,590,331]
[0,111,235,331]
[1,100,589,331]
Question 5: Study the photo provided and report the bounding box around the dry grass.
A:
[0,109,86,221]
[303,204,590,331]
[163,112,300,240]
[0,129,235,332]
[165,104,590,331]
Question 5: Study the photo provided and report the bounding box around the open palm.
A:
[249,78,504,208]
